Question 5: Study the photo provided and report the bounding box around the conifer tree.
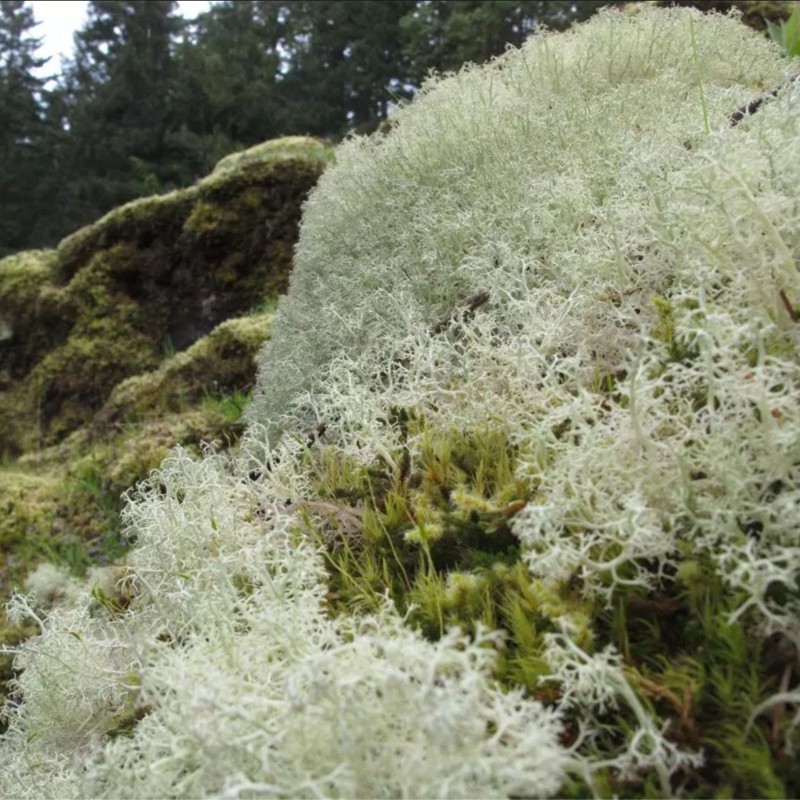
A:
[276,0,415,135]
[58,1,183,225]
[169,0,284,170]
[400,1,602,85]
[0,0,51,255]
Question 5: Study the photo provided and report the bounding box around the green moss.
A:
[298,419,798,797]
[0,250,74,383]
[98,311,273,426]
[56,191,194,282]
[0,471,61,591]
[0,383,33,459]
[181,158,328,301]
[4,136,328,453]
[57,136,333,284]
[302,422,592,673]
[27,319,160,445]
[63,244,147,316]
[0,249,57,302]
[209,136,333,179]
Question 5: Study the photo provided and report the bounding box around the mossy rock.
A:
[0,136,332,455]
[96,311,273,427]
[0,250,74,383]
[0,308,274,608]
[209,136,332,177]
[5,306,275,563]
[0,471,62,594]
[24,318,161,450]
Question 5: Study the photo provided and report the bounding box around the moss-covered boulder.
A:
[96,311,273,428]
[0,306,277,723]
[0,136,331,455]
[0,251,72,381]
[0,308,276,597]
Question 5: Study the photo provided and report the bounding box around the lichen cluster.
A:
[1,8,799,798]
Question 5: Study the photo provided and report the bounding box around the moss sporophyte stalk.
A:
[2,8,800,798]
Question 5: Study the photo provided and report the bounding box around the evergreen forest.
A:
[3,0,793,256]
[1,0,613,256]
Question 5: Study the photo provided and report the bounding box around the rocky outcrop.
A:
[0,136,331,455]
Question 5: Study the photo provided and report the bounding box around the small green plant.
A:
[767,5,800,58]
[161,334,176,359]
[202,389,251,423]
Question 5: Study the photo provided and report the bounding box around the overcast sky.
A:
[30,1,212,74]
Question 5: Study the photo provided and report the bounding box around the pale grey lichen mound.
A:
[249,3,800,648]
